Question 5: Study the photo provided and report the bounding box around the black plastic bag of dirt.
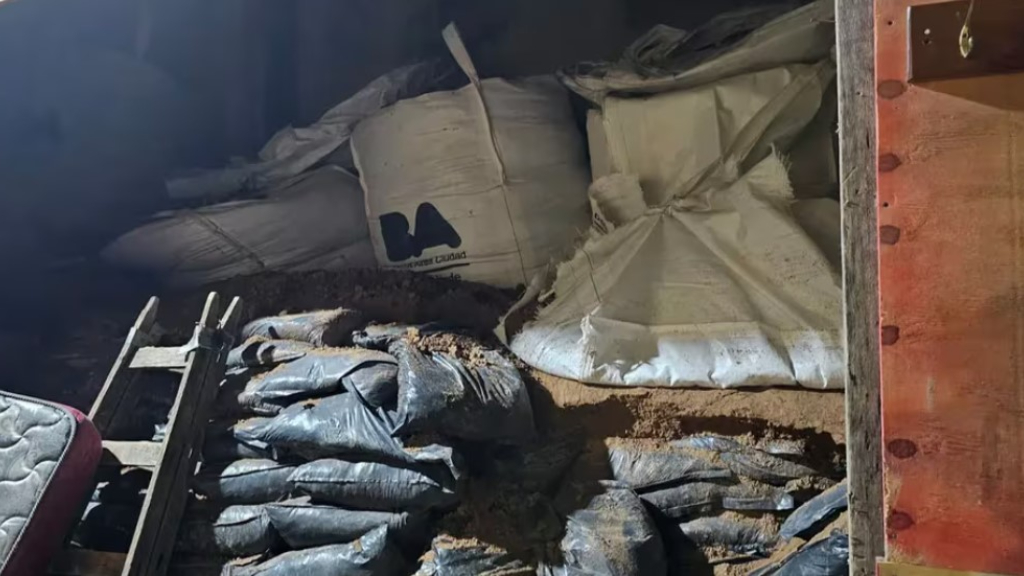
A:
[673,436,808,459]
[241,308,365,347]
[288,457,460,512]
[227,338,314,369]
[750,531,850,576]
[234,393,456,467]
[342,361,400,408]
[223,525,405,576]
[672,436,818,486]
[677,515,778,557]
[194,459,297,504]
[265,497,430,551]
[353,322,451,351]
[607,443,733,490]
[416,536,534,576]
[176,504,279,557]
[389,340,534,444]
[779,481,847,541]
[541,483,666,576]
[233,393,398,461]
[486,431,586,494]
[641,482,794,519]
[235,350,398,415]
[204,420,277,462]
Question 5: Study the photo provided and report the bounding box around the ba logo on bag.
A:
[379,203,462,262]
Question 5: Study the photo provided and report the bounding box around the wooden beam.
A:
[122,294,242,576]
[129,346,189,370]
[100,441,163,468]
[89,298,159,435]
[837,0,885,574]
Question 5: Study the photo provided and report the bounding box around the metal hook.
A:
[960,0,976,58]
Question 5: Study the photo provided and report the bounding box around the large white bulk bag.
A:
[501,49,842,388]
[351,25,591,288]
[561,0,835,104]
[503,156,843,389]
[587,62,834,206]
[103,166,376,287]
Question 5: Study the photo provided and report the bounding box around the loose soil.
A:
[532,371,846,444]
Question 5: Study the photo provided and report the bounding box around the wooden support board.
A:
[123,294,241,576]
[837,0,886,574]
[876,0,1024,573]
[88,298,159,435]
[54,293,242,576]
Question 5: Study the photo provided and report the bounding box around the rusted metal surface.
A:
[877,0,1024,573]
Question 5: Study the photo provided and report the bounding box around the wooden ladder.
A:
[51,292,242,576]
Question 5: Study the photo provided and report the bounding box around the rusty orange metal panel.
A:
[876,1,1024,574]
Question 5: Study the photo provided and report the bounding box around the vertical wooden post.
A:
[837,0,885,574]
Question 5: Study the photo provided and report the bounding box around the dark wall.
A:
[0,0,761,329]
[0,0,276,264]
[0,0,291,327]
[292,0,760,123]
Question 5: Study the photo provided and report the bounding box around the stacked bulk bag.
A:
[501,1,844,389]
[585,62,834,206]
[352,25,591,288]
[103,166,375,287]
[505,157,844,390]
[560,0,836,103]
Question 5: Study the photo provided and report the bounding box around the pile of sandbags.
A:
[605,436,849,575]
[175,308,536,573]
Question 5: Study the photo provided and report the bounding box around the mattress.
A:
[0,392,102,575]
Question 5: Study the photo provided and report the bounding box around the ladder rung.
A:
[51,550,126,576]
[101,440,163,468]
[129,346,189,370]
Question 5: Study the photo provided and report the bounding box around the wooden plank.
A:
[129,347,188,370]
[51,550,127,576]
[879,562,1012,576]
[122,293,241,576]
[89,297,159,434]
[101,441,162,468]
[837,0,885,574]
[877,0,1024,573]
[908,0,1024,83]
